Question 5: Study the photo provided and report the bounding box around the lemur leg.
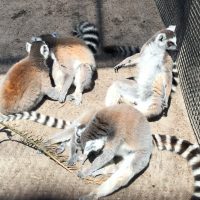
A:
[67,64,93,105]
[44,127,74,146]
[67,141,80,166]
[55,142,67,154]
[105,79,138,106]
[141,74,168,119]
[114,53,140,72]
[45,87,61,101]
[163,72,173,108]
[80,151,151,200]
[78,149,115,179]
[91,162,118,177]
[58,75,74,103]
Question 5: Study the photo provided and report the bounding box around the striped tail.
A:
[72,21,99,54]
[153,134,200,200]
[103,45,140,58]
[171,62,179,93]
[0,111,71,129]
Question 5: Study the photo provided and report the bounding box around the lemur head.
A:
[31,32,58,49]
[74,124,87,149]
[74,124,105,157]
[155,25,177,51]
[26,41,50,60]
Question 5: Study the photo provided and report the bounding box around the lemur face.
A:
[74,124,86,146]
[26,41,50,59]
[166,35,177,51]
[156,25,177,51]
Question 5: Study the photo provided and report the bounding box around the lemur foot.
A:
[66,94,82,105]
[58,94,66,103]
[55,142,66,154]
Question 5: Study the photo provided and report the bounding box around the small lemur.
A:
[105,25,178,120]
[64,104,200,200]
[0,41,61,115]
[31,21,99,105]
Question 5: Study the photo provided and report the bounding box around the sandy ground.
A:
[0,67,197,200]
[0,0,197,200]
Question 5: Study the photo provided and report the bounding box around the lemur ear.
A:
[167,25,176,32]
[40,44,49,59]
[31,36,42,42]
[51,32,58,38]
[75,124,86,137]
[26,42,32,53]
[157,33,166,42]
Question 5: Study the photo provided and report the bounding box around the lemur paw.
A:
[77,171,86,179]
[114,64,124,73]
[67,158,77,166]
[55,142,66,154]
[58,94,66,103]
[74,98,82,105]
[66,95,82,105]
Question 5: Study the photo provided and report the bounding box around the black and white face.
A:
[39,43,50,59]
[74,124,86,146]
[155,25,177,51]
[26,41,50,59]
[166,36,177,51]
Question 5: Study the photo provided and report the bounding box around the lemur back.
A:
[0,41,60,114]
[105,25,178,120]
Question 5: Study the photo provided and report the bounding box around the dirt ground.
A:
[0,0,197,200]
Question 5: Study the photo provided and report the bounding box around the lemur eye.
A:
[76,138,81,144]
[159,35,164,41]
[167,41,174,47]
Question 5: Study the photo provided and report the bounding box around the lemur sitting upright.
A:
[0,41,60,114]
[31,21,99,105]
[105,25,178,120]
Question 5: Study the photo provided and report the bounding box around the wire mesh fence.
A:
[155,0,200,143]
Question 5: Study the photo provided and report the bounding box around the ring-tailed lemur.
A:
[105,25,178,120]
[0,41,61,115]
[1,105,200,200]
[31,21,140,105]
[62,104,200,200]
[30,21,100,105]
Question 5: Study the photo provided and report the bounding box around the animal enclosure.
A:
[0,0,199,199]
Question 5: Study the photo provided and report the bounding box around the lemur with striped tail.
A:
[31,21,99,105]
[105,25,179,120]
[0,105,199,200]
[64,104,200,200]
[31,21,140,105]
[0,41,60,115]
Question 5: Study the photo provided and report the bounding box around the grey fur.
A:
[105,26,177,120]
